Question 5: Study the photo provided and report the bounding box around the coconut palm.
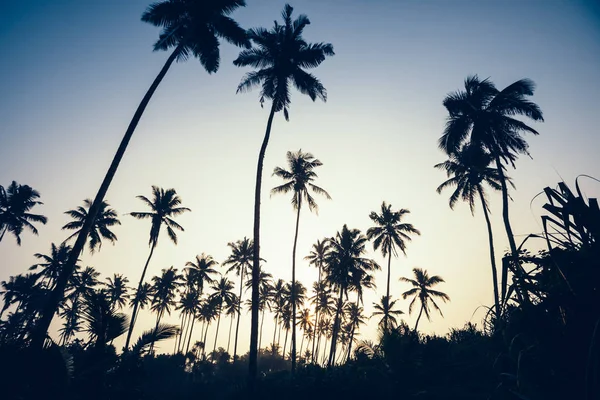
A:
[81,290,129,349]
[129,282,152,330]
[224,294,239,353]
[243,268,272,350]
[271,149,330,370]
[185,253,219,294]
[371,295,403,331]
[400,268,450,331]
[208,277,236,352]
[124,186,190,350]
[149,267,182,352]
[366,202,420,329]
[297,308,312,355]
[270,278,286,346]
[69,266,100,302]
[32,0,250,349]
[0,181,47,245]
[310,280,335,363]
[58,297,82,345]
[222,237,253,361]
[435,143,506,317]
[233,3,334,377]
[30,243,76,291]
[62,199,120,253]
[0,274,39,319]
[104,274,130,311]
[344,302,366,361]
[439,75,543,303]
[306,239,330,361]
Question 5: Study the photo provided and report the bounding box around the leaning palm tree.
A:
[400,268,450,332]
[233,3,334,378]
[371,295,403,332]
[208,277,236,352]
[439,75,544,303]
[271,149,330,370]
[124,186,190,350]
[62,199,120,253]
[435,143,505,317]
[366,202,420,330]
[0,181,47,245]
[31,0,250,348]
[222,237,253,361]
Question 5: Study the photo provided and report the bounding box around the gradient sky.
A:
[1,0,599,354]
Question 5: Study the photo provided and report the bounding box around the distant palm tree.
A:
[400,268,450,332]
[271,149,330,371]
[440,75,543,303]
[149,267,182,352]
[30,243,76,290]
[209,277,236,352]
[0,274,39,318]
[129,282,152,330]
[185,253,219,294]
[350,269,376,306]
[367,202,419,330]
[224,294,239,353]
[306,239,331,361]
[69,266,100,302]
[297,308,313,355]
[243,267,273,350]
[234,3,334,377]
[125,186,190,350]
[32,0,250,349]
[0,181,47,245]
[104,274,130,310]
[435,143,505,317]
[344,302,366,362]
[222,237,253,361]
[62,199,120,253]
[371,295,403,331]
[270,279,286,347]
[310,280,335,363]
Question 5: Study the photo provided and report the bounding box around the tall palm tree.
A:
[62,199,120,254]
[371,295,403,332]
[58,298,82,345]
[344,302,366,362]
[439,75,543,303]
[366,201,420,329]
[104,274,130,310]
[324,225,378,366]
[208,277,236,352]
[32,0,250,348]
[400,268,450,332]
[271,149,331,371]
[124,186,190,350]
[233,4,334,378]
[222,237,253,361]
[149,267,182,352]
[435,143,505,317]
[0,181,47,245]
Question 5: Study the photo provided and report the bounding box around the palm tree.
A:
[344,302,366,361]
[208,277,236,352]
[222,237,253,361]
[32,0,250,348]
[435,143,505,317]
[439,75,543,303]
[30,243,75,290]
[371,295,403,332]
[58,298,82,345]
[185,253,219,294]
[306,240,329,360]
[324,225,378,366]
[104,274,130,310]
[81,290,129,349]
[244,267,273,350]
[62,199,120,254]
[233,3,334,378]
[124,186,190,350]
[69,266,100,302]
[309,280,335,363]
[366,201,420,330]
[0,181,47,245]
[400,268,450,332]
[149,267,182,352]
[297,308,312,355]
[0,274,39,319]
[224,294,239,353]
[271,149,330,370]
[129,282,152,330]
[270,278,286,347]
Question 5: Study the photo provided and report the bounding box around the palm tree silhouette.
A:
[371,295,403,332]
[222,237,253,361]
[344,302,366,362]
[0,181,47,245]
[367,201,419,330]
[208,277,236,352]
[310,280,335,363]
[306,238,331,361]
[81,290,129,349]
[30,243,77,290]
[244,267,273,350]
[224,293,239,353]
[271,149,330,370]
[297,308,313,355]
[62,199,120,253]
[435,143,506,317]
[0,274,39,319]
[400,268,450,332]
[149,266,182,352]
[440,75,543,303]
[233,3,334,378]
[270,278,286,347]
[128,282,151,331]
[32,0,250,348]
[104,274,130,311]
[124,186,190,350]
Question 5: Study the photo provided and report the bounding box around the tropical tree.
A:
[400,268,450,331]
[32,0,250,348]
[297,308,312,355]
[233,3,334,378]
[208,277,236,352]
[62,199,120,253]
[309,280,334,363]
[224,294,239,353]
[0,181,47,245]
[30,243,75,290]
[439,75,543,303]
[435,143,505,317]
[149,267,182,352]
[81,290,129,349]
[244,267,273,350]
[344,302,366,361]
[222,237,253,361]
[371,295,403,331]
[270,278,286,347]
[0,274,39,318]
[58,298,82,345]
[271,149,330,370]
[185,253,219,294]
[129,282,151,329]
[69,266,100,302]
[104,274,130,310]
[124,186,190,350]
[366,201,419,329]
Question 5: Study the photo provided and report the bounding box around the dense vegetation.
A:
[1,1,598,400]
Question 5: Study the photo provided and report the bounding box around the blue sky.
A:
[1,0,599,353]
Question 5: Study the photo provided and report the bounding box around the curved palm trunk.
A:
[149,310,164,354]
[124,242,157,350]
[477,186,501,320]
[249,103,277,384]
[328,286,344,367]
[213,306,222,353]
[414,304,424,332]
[233,267,244,361]
[291,196,302,372]
[31,46,182,348]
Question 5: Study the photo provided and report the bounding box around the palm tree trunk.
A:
[272,314,278,347]
[291,196,302,373]
[202,320,210,356]
[185,314,196,354]
[176,311,187,353]
[414,305,424,332]
[233,267,244,361]
[346,325,356,363]
[299,332,305,356]
[477,186,501,320]
[249,102,277,384]
[213,306,222,353]
[124,242,157,350]
[385,248,392,331]
[328,286,344,367]
[283,328,289,359]
[311,267,321,363]
[277,320,282,347]
[31,46,182,349]
[259,308,266,350]
[227,314,234,353]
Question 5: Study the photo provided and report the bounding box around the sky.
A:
[1,0,599,355]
